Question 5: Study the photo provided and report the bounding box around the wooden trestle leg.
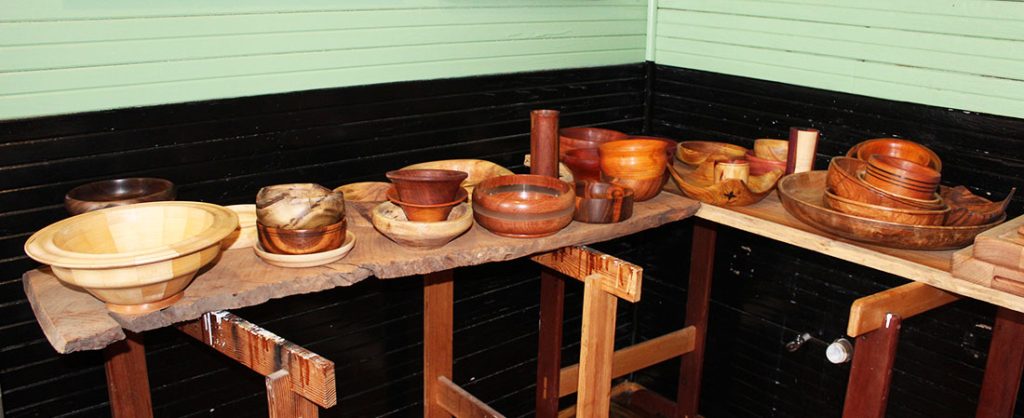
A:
[977,307,1024,418]
[677,219,717,418]
[424,270,455,418]
[536,269,565,418]
[104,331,154,418]
[842,314,901,418]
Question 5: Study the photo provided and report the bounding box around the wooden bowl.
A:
[256,183,345,229]
[334,182,391,202]
[472,174,575,238]
[753,139,788,162]
[777,171,1001,250]
[599,139,669,201]
[254,231,355,268]
[402,159,513,198]
[559,127,628,156]
[222,204,258,250]
[823,190,949,226]
[943,185,1015,226]
[385,169,468,205]
[826,157,943,210]
[372,202,473,249]
[24,202,238,314]
[625,136,679,159]
[65,177,176,215]
[745,152,787,176]
[257,219,346,255]
[573,181,634,224]
[668,161,782,206]
[562,148,601,181]
[676,141,749,166]
[864,155,940,200]
[387,187,468,222]
[848,138,942,172]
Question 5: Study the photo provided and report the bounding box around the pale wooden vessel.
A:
[24,201,238,314]
[222,204,257,250]
[371,202,473,249]
[334,181,391,203]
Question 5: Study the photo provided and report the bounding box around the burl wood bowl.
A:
[599,139,669,202]
[257,218,346,255]
[402,159,514,199]
[334,182,391,203]
[826,157,944,210]
[676,141,749,166]
[667,161,782,206]
[864,155,940,200]
[24,202,238,314]
[573,181,634,224]
[65,177,176,215]
[823,190,949,226]
[385,169,468,205]
[387,187,468,222]
[222,204,258,250]
[559,127,628,156]
[372,202,473,249]
[943,185,1015,226]
[745,152,787,176]
[254,231,355,268]
[472,174,575,238]
[256,183,345,229]
[848,138,942,172]
[562,148,601,181]
[753,139,789,162]
[778,171,1002,250]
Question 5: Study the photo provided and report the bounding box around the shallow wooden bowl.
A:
[753,139,789,162]
[402,159,513,198]
[385,169,468,205]
[826,157,943,210]
[334,182,391,203]
[24,202,238,314]
[387,187,468,222]
[222,204,258,250]
[472,174,575,238]
[667,161,782,206]
[676,141,749,166]
[745,152,787,176]
[778,171,1001,250]
[559,127,628,156]
[823,190,949,226]
[254,231,355,268]
[943,185,1015,226]
[562,148,601,181]
[257,219,346,255]
[372,202,473,249]
[848,138,942,172]
[65,177,176,215]
[573,181,634,224]
[256,183,345,229]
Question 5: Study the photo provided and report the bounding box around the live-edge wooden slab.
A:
[24,192,699,353]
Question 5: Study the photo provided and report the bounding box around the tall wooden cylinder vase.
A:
[530,110,560,178]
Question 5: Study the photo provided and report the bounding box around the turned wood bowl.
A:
[573,181,634,224]
[387,187,468,222]
[472,174,575,238]
[256,183,345,229]
[599,139,669,201]
[334,182,391,203]
[562,148,601,181]
[676,141,749,166]
[386,169,468,205]
[848,138,942,172]
[222,204,258,250]
[559,127,628,156]
[823,189,949,226]
[753,139,789,162]
[372,202,473,249]
[777,171,1002,250]
[24,202,238,314]
[826,157,943,210]
[745,152,787,176]
[943,185,1015,226]
[864,155,940,200]
[255,231,356,268]
[625,136,679,159]
[65,177,176,215]
[668,161,782,206]
[257,219,346,255]
[402,159,514,198]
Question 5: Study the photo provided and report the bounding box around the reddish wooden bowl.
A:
[625,136,678,159]
[562,148,601,181]
[257,219,346,255]
[559,127,628,156]
[471,174,575,238]
[848,138,942,172]
[864,155,940,200]
[826,157,943,210]
[676,141,749,166]
[823,190,949,226]
[573,181,634,224]
[65,177,176,215]
[745,152,786,176]
[599,139,669,201]
[386,169,468,205]
[386,187,467,222]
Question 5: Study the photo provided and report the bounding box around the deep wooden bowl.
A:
[372,202,473,249]
[864,155,940,200]
[254,231,356,268]
[599,139,669,201]
[257,219,346,255]
[386,169,468,205]
[334,182,391,202]
[745,152,787,176]
[573,181,634,224]
[826,157,943,210]
[625,136,679,159]
[65,177,176,215]
[387,187,468,222]
[943,185,1014,226]
[559,127,629,156]
[402,159,514,198]
[472,174,575,238]
[222,204,258,250]
[848,138,942,172]
[24,202,238,314]
[823,190,949,226]
[256,183,345,229]
[753,139,789,162]
[778,171,1001,250]
[562,148,601,181]
[676,141,749,166]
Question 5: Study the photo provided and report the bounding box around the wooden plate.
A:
[777,171,1003,250]
[254,231,356,268]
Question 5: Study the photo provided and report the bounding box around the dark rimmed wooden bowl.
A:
[745,152,787,176]
[573,181,634,224]
[386,169,468,205]
[823,189,949,226]
[257,219,346,255]
[848,138,942,172]
[386,187,468,222]
[471,174,575,238]
[676,141,749,166]
[826,157,943,210]
[559,127,628,156]
[562,148,601,181]
[65,177,176,215]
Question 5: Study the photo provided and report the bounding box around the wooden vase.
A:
[530,109,561,178]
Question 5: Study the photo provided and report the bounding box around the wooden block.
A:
[532,246,643,303]
[953,250,1024,289]
[266,370,319,418]
[575,276,618,418]
[975,229,1024,271]
[847,282,960,337]
[436,377,504,418]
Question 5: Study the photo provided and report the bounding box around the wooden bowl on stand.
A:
[385,169,468,205]
[65,177,176,215]
[387,187,468,222]
[472,175,575,238]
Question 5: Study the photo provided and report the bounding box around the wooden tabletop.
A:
[23,192,701,353]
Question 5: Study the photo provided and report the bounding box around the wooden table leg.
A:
[842,314,901,418]
[677,219,717,418]
[977,307,1024,418]
[576,275,618,418]
[424,270,455,418]
[536,268,565,418]
[103,331,153,418]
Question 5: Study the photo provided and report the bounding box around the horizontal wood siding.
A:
[653,0,1024,118]
[0,0,647,119]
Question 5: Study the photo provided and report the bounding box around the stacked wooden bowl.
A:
[372,167,474,249]
[254,183,355,267]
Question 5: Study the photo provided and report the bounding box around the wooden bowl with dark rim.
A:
[65,177,176,215]
[471,174,575,238]
[573,181,634,224]
[386,169,468,205]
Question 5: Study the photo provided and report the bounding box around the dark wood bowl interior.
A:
[386,169,469,205]
[65,177,176,215]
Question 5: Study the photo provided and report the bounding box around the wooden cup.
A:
[714,160,750,184]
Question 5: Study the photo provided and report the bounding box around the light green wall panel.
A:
[652,0,1024,118]
[0,0,647,120]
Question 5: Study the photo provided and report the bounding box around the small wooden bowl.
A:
[256,183,345,229]
[65,177,176,215]
[745,152,786,176]
[676,141,749,166]
[222,204,258,250]
[372,202,473,249]
[472,174,575,238]
[402,159,513,198]
[559,127,628,155]
[753,139,788,162]
[562,148,601,181]
[864,156,939,200]
[573,181,634,224]
[848,138,942,172]
[257,219,346,255]
[334,182,391,203]
[254,231,355,268]
[826,157,943,210]
[823,190,949,226]
[599,139,669,201]
[386,169,468,205]
[387,187,468,222]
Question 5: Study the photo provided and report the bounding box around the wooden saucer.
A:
[254,231,356,268]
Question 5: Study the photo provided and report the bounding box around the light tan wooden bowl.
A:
[253,231,355,268]
[222,204,257,250]
[372,202,473,249]
[24,202,238,314]
[403,159,514,198]
[334,182,391,203]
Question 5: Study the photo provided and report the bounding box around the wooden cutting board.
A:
[973,216,1024,271]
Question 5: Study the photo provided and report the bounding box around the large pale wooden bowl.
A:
[222,204,258,250]
[676,141,749,166]
[335,182,391,203]
[402,159,513,198]
[372,202,473,249]
[667,161,782,206]
[24,202,238,314]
